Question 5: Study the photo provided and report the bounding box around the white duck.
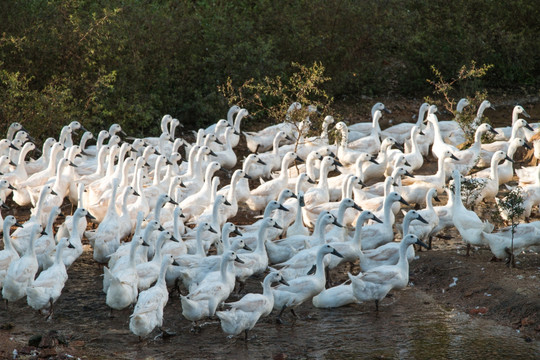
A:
[472,137,530,185]
[129,254,178,339]
[180,251,243,322]
[272,244,343,322]
[465,150,512,207]
[348,234,428,311]
[246,152,302,211]
[104,235,145,311]
[493,104,531,141]
[217,272,289,340]
[442,123,499,176]
[26,237,73,319]
[406,188,440,245]
[248,131,292,179]
[0,216,23,288]
[451,170,492,255]
[359,191,409,250]
[478,119,533,167]
[2,224,41,305]
[136,230,178,291]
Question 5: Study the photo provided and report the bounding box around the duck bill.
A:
[142,241,150,247]
[8,184,17,190]
[404,170,414,178]
[278,204,289,212]
[307,177,316,184]
[332,219,343,228]
[170,236,179,243]
[369,157,379,165]
[14,222,23,228]
[257,158,266,165]
[450,154,459,161]
[504,155,514,163]
[234,256,244,264]
[416,239,429,249]
[299,196,305,207]
[86,213,97,220]
[224,199,232,206]
[372,215,383,224]
[525,123,534,132]
[417,214,429,224]
[331,248,344,258]
[333,159,343,167]
[233,228,243,236]
[169,199,179,205]
[172,260,180,266]
[133,190,140,197]
[68,242,75,249]
[279,278,290,286]
[243,174,252,180]
[295,156,304,163]
[242,244,252,251]
[9,143,20,150]
[488,127,499,135]
[208,226,217,234]
[273,222,283,230]
[307,264,316,275]
[398,197,410,206]
[353,203,363,211]
[209,150,218,157]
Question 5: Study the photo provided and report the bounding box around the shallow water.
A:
[102,290,538,360]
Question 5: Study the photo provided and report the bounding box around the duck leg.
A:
[45,298,54,321]
[244,329,249,341]
[466,244,471,256]
[276,305,287,324]
[290,308,298,318]
[375,299,379,312]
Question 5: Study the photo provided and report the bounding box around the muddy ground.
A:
[0,96,539,359]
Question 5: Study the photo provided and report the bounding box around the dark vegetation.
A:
[1,0,539,140]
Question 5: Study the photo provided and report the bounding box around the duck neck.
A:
[306,155,318,181]
[195,227,206,257]
[153,236,166,263]
[156,259,170,286]
[317,162,330,190]
[383,197,394,226]
[121,188,131,216]
[278,157,292,181]
[314,249,327,281]
[3,223,15,253]
[95,147,108,175]
[107,184,119,216]
[431,118,444,145]
[255,223,269,253]
[314,218,328,246]
[71,212,83,242]
[272,135,282,155]
[227,173,240,203]
[45,210,57,235]
[54,240,66,265]
[152,158,163,186]
[403,213,417,235]
[490,157,501,181]
[416,105,427,126]
[351,215,366,250]
[128,240,139,268]
[262,275,274,298]
[509,122,522,142]
[336,201,349,225]
[233,111,245,132]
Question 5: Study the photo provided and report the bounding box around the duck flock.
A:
[0,100,539,341]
